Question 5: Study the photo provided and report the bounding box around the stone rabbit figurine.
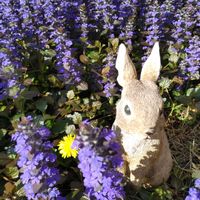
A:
[113,42,173,187]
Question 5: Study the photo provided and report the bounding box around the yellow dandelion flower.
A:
[58,134,78,159]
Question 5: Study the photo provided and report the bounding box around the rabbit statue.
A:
[113,42,173,187]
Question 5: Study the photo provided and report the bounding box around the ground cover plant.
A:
[0,0,200,199]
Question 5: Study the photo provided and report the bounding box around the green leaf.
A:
[186,87,200,99]
[0,105,6,112]
[68,112,82,125]
[87,44,96,49]
[172,90,181,97]
[175,96,191,105]
[192,169,200,179]
[23,78,34,86]
[87,51,99,62]
[45,119,54,129]
[11,113,24,127]
[48,74,63,88]
[82,98,89,104]
[41,49,56,59]
[101,66,110,76]
[52,119,71,134]
[2,65,14,74]
[94,40,101,48]
[67,90,75,100]
[21,87,40,100]
[14,180,26,198]
[110,38,119,50]
[152,187,173,200]
[0,129,7,139]
[4,182,15,195]
[79,54,89,64]
[159,77,171,89]
[9,86,20,97]
[163,53,170,60]
[169,54,179,63]
[76,81,88,91]
[65,124,76,134]
[92,101,102,109]
[35,99,48,113]
[4,167,19,179]
[186,88,195,96]
[100,29,108,36]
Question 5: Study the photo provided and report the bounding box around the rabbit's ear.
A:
[140,42,161,81]
[115,43,137,87]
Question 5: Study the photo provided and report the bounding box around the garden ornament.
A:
[113,42,173,187]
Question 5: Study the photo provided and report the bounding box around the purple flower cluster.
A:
[82,0,117,38]
[172,1,198,45]
[140,0,178,61]
[139,0,199,80]
[104,81,116,98]
[12,116,63,200]
[0,0,24,99]
[0,0,83,99]
[184,35,200,80]
[171,0,199,79]
[185,179,200,200]
[143,0,160,47]
[117,0,138,49]
[49,0,83,84]
[77,121,124,200]
[81,0,138,41]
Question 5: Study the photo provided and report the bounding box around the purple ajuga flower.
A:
[195,179,200,188]
[0,0,84,93]
[172,1,198,45]
[101,49,117,97]
[185,179,200,200]
[76,121,124,200]
[117,0,138,49]
[170,0,199,80]
[0,0,24,99]
[12,116,63,200]
[103,82,116,97]
[48,0,82,84]
[83,0,116,37]
[185,35,200,80]
[140,0,162,61]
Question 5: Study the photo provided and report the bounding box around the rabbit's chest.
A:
[122,133,160,157]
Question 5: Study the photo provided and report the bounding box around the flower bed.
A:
[0,0,199,199]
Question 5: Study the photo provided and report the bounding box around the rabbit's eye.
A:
[124,105,131,115]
